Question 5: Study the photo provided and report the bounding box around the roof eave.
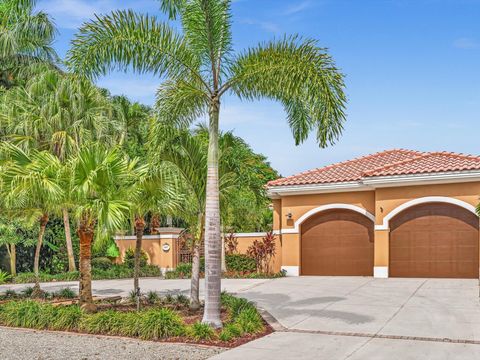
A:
[267,170,480,198]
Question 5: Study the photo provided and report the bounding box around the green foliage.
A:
[188,321,216,340]
[50,306,83,331]
[137,308,186,340]
[124,248,148,268]
[91,257,113,270]
[225,254,256,273]
[56,288,76,299]
[12,264,161,284]
[175,294,189,307]
[146,291,159,304]
[105,242,120,258]
[235,307,264,334]
[0,270,12,284]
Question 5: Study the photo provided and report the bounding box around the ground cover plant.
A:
[0,292,270,347]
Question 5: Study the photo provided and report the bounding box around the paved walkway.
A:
[2,276,480,359]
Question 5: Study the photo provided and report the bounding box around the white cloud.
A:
[37,0,115,29]
[241,19,280,33]
[284,1,311,15]
[453,37,479,49]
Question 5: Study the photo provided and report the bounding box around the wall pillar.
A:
[280,233,300,276]
[374,229,389,278]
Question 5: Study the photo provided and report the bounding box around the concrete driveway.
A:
[213,276,480,359]
[2,276,480,359]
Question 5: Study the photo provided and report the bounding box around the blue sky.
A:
[37,0,480,177]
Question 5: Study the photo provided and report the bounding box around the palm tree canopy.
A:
[0,69,118,161]
[67,0,346,146]
[0,143,63,213]
[0,0,58,87]
[70,144,134,232]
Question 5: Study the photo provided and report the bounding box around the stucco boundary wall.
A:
[114,228,282,274]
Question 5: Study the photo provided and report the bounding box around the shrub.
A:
[91,257,113,270]
[224,232,238,255]
[0,270,12,285]
[221,323,243,339]
[124,248,148,268]
[146,291,159,304]
[235,307,264,333]
[21,286,34,297]
[56,288,76,299]
[175,294,189,307]
[225,254,256,272]
[137,308,186,340]
[0,300,55,329]
[4,289,17,298]
[50,306,82,331]
[80,310,127,335]
[246,231,276,273]
[188,322,216,340]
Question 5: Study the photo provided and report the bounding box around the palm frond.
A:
[226,35,346,147]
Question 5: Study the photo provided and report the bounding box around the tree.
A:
[0,69,117,272]
[128,160,181,310]
[0,216,34,276]
[67,0,346,327]
[149,125,239,310]
[0,0,58,88]
[70,144,132,309]
[0,143,63,294]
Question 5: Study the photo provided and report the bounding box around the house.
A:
[267,149,480,279]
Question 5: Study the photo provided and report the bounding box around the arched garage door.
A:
[301,209,374,276]
[390,202,479,278]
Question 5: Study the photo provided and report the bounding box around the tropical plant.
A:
[69,144,133,309]
[246,231,276,274]
[0,144,63,294]
[224,232,238,255]
[68,0,346,327]
[0,216,34,276]
[0,0,58,88]
[127,160,180,310]
[149,126,238,310]
[0,69,119,273]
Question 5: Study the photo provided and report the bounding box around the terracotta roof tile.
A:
[267,149,480,187]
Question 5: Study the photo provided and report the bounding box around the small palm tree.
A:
[68,0,346,326]
[70,144,132,309]
[0,143,63,294]
[150,125,238,310]
[128,160,181,310]
[0,0,58,88]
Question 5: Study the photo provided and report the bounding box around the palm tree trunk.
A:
[78,222,95,311]
[63,208,76,272]
[9,244,16,277]
[190,241,201,311]
[33,213,48,296]
[134,216,145,311]
[202,99,222,328]
[190,215,204,311]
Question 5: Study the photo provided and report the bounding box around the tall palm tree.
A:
[70,144,132,309]
[0,143,63,294]
[0,69,118,272]
[0,0,58,88]
[128,160,181,310]
[67,0,346,326]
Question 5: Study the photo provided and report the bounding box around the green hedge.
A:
[12,264,161,284]
[0,293,265,343]
[226,254,256,272]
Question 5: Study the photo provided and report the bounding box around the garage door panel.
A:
[301,209,374,276]
[390,203,479,278]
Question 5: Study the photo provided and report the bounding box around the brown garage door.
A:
[301,209,374,276]
[390,202,479,278]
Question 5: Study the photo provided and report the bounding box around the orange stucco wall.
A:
[280,191,375,230]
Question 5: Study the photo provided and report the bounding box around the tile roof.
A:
[267,149,480,187]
